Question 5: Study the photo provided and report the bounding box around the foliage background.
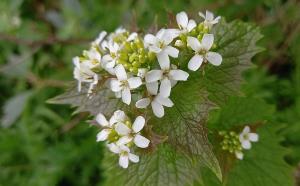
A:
[0,0,299,185]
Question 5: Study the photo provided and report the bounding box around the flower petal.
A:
[169,70,189,81]
[187,36,201,51]
[127,32,137,41]
[157,52,170,70]
[176,11,188,28]
[164,46,179,58]
[161,30,174,45]
[136,98,151,108]
[155,95,174,107]
[187,20,197,32]
[119,154,129,168]
[96,113,109,126]
[128,153,139,163]
[107,143,120,154]
[134,134,150,148]
[198,11,205,19]
[144,34,157,45]
[249,133,259,142]
[128,77,142,89]
[132,116,145,133]
[121,87,131,105]
[242,140,251,150]
[206,10,214,21]
[117,136,133,146]
[188,54,203,71]
[159,78,172,98]
[146,81,159,95]
[243,126,250,134]
[115,64,127,80]
[115,122,131,135]
[201,34,214,50]
[110,79,122,92]
[96,129,111,141]
[110,110,127,124]
[151,101,164,118]
[206,52,222,66]
[149,45,162,53]
[235,151,244,160]
[145,70,163,83]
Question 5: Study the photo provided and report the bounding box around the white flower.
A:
[144,29,179,65]
[107,143,139,169]
[187,34,222,71]
[239,126,259,150]
[136,82,174,118]
[145,59,189,97]
[176,11,197,33]
[199,10,221,29]
[73,57,99,92]
[109,64,142,105]
[95,110,127,142]
[115,116,150,148]
[83,48,101,66]
[102,40,120,69]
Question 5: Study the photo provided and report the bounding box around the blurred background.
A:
[0,0,299,185]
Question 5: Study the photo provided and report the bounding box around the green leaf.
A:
[1,91,33,128]
[47,83,121,116]
[151,72,222,181]
[203,20,264,105]
[103,144,202,186]
[208,96,275,130]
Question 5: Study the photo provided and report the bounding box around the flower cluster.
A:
[219,126,259,160]
[95,110,150,168]
[72,10,222,168]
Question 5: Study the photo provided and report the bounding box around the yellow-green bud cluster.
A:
[219,131,242,154]
[118,39,154,74]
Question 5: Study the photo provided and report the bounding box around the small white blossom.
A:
[187,34,222,71]
[110,64,142,105]
[136,82,174,118]
[73,57,99,92]
[199,10,221,29]
[239,126,259,150]
[107,143,139,169]
[176,11,197,33]
[83,48,102,66]
[144,29,179,65]
[95,110,128,142]
[102,40,120,69]
[145,59,189,97]
[115,116,150,148]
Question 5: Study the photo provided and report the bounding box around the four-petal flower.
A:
[239,126,259,150]
[110,64,142,105]
[187,34,222,71]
